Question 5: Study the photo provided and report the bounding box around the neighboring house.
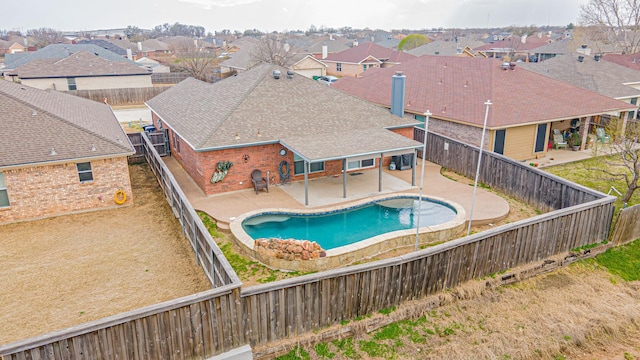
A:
[602,52,640,72]
[322,43,416,77]
[408,39,486,57]
[1,43,138,79]
[333,55,636,161]
[301,36,353,59]
[7,42,26,54]
[219,37,260,74]
[473,34,551,61]
[0,80,135,224]
[519,52,640,120]
[289,54,327,78]
[146,63,422,202]
[136,56,171,73]
[136,39,172,58]
[10,50,152,91]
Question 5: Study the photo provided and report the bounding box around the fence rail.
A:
[127,131,167,163]
[65,87,170,105]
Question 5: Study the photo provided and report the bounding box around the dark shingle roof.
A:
[147,63,421,159]
[15,51,150,79]
[76,39,131,56]
[332,55,636,128]
[518,53,640,99]
[0,81,134,168]
[3,44,135,70]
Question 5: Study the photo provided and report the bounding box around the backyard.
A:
[0,163,211,345]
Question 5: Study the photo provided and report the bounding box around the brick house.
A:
[8,51,152,91]
[333,55,637,161]
[146,63,422,204]
[0,81,135,224]
[322,42,416,78]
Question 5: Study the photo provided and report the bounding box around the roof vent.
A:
[581,44,587,49]
[594,54,601,61]
[509,62,516,70]
[272,70,281,79]
[578,55,584,62]
[286,70,294,79]
[501,62,510,70]
[50,148,57,156]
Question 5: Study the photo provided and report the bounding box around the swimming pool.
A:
[241,196,458,250]
[230,194,466,271]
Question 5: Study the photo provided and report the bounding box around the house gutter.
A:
[0,152,134,172]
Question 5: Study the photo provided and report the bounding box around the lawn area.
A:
[269,239,640,360]
[544,156,640,209]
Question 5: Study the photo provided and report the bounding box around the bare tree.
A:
[251,34,300,67]
[168,38,216,82]
[579,0,640,53]
[590,117,640,204]
[27,28,64,47]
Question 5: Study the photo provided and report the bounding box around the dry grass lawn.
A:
[0,163,211,345]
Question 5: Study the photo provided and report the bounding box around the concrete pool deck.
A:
[162,157,510,229]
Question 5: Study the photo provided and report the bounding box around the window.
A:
[77,162,94,183]
[0,172,9,208]
[363,64,367,71]
[347,158,375,170]
[293,154,324,175]
[67,77,77,91]
[337,63,342,72]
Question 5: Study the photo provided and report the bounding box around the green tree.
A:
[398,34,430,51]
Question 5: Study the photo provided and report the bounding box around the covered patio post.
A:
[343,158,347,198]
[378,154,383,192]
[304,161,309,206]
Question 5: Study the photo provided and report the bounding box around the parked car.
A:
[317,76,338,86]
[218,52,228,59]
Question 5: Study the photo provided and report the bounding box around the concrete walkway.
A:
[163,157,510,228]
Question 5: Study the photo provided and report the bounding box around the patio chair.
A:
[553,134,568,149]
[251,169,269,194]
[596,127,611,143]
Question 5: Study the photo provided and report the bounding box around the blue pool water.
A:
[242,197,457,250]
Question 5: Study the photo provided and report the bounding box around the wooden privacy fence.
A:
[65,87,169,106]
[610,204,640,245]
[414,128,607,211]
[240,199,615,345]
[127,131,168,164]
[1,131,625,359]
[151,73,190,84]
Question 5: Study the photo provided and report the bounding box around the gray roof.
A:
[15,51,150,78]
[531,38,572,55]
[220,38,260,70]
[13,51,151,79]
[3,44,135,71]
[146,63,421,160]
[376,38,400,49]
[0,81,134,168]
[518,52,640,99]
[76,39,131,56]
[408,39,486,56]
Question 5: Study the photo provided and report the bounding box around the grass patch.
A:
[275,346,310,360]
[595,239,640,281]
[378,306,397,315]
[358,340,392,358]
[314,342,335,359]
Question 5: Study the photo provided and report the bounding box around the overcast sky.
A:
[4,0,585,33]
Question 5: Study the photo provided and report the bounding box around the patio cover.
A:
[280,127,424,205]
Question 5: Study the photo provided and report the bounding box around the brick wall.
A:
[0,157,133,224]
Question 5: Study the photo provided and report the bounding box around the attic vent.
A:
[578,55,585,62]
[272,70,281,79]
[594,54,601,61]
[286,70,294,79]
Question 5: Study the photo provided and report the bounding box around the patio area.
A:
[163,156,511,229]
